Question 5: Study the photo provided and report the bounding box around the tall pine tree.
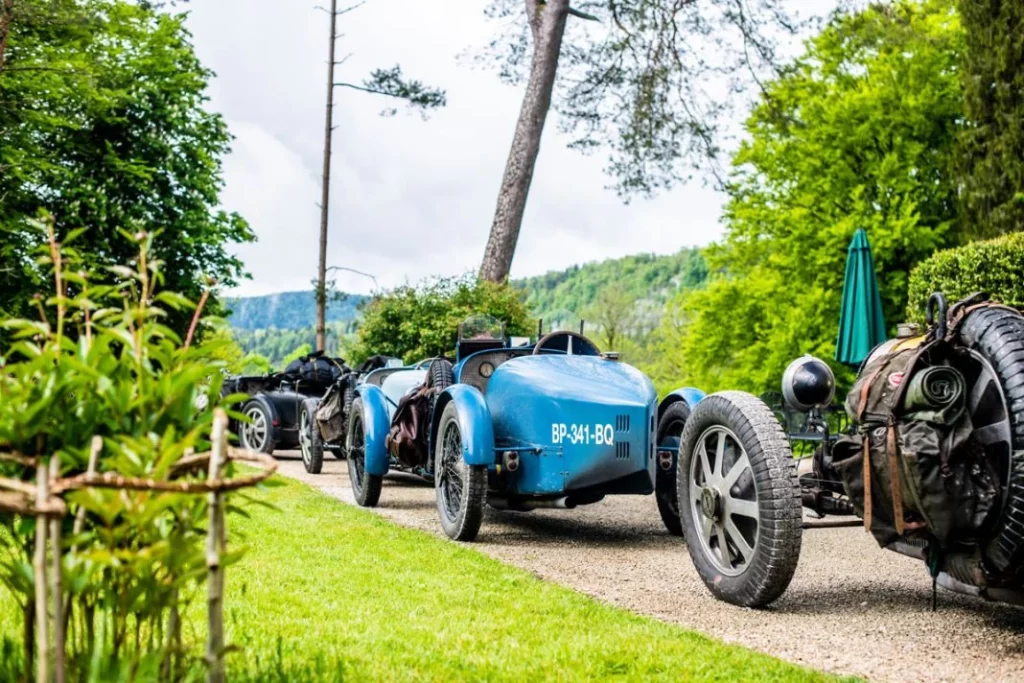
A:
[959,0,1024,236]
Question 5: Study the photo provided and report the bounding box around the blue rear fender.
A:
[658,387,706,418]
[432,385,495,467]
[355,384,392,477]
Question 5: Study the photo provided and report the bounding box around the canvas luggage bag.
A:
[316,383,347,443]
[833,338,999,549]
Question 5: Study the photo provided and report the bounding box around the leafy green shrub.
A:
[350,276,531,364]
[906,232,1024,319]
[0,219,264,679]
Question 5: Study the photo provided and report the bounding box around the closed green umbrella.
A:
[835,229,887,366]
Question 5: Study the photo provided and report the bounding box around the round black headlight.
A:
[782,355,836,412]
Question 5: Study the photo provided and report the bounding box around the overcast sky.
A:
[183,1,830,297]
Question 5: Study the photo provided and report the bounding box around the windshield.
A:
[459,314,504,342]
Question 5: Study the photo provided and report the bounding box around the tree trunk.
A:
[0,0,14,75]
[479,0,570,283]
[316,0,339,352]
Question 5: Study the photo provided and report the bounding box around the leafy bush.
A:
[906,232,1024,319]
[654,0,962,395]
[349,276,531,364]
[0,219,265,679]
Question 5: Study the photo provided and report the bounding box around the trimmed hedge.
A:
[906,232,1024,320]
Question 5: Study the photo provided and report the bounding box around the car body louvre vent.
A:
[615,442,630,460]
[615,414,631,432]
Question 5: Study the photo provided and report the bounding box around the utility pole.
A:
[313,2,443,351]
[315,0,339,353]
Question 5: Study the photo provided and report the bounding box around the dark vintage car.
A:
[223,351,350,456]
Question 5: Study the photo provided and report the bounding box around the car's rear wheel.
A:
[678,391,802,608]
[239,401,275,455]
[347,398,381,507]
[435,402,485,541]
[300,398,324,474]
[656,401,690,536]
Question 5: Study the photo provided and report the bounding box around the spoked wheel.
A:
[656,402,690,536]
[435,402,485,541]
[299,398,324,474]
[678,391,802,608]
[239,401,275,455]
[346,398,381,507]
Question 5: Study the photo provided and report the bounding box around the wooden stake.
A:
[205,410,228,683]
[34,464,49,683]
[49,457,64,683]
[63,436,100,654]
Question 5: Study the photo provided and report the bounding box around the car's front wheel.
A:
[677,391,802,608]
[435,402,485,541]
[300,398,324,474]
[347,398,382,507]
[239,400,276,455]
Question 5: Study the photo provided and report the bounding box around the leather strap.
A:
[887,422,905,535]
[862,436,873,532]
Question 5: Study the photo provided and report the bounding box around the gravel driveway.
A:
[276,454,1024,682]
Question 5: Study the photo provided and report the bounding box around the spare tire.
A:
[958,305,1024,577]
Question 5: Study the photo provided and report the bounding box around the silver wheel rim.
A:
[437,421,465,522]
[299,409,311,465]
[689,425,760,577]
[243,406,268,451]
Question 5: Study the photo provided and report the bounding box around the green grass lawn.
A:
[2,476,846,681]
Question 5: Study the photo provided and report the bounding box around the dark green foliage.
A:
[652,0,964,395]
[958,0,1024,236]
[906,232,1024,318]
[226,291,367,331]
[0,0,253,327]
[350,276,531,364]
[513,249,707,331]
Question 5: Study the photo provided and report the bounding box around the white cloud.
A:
[184,1,826,297]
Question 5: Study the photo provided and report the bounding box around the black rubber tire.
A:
[429,358,454,390]
[300,398,324,474]
[656,401,690,537]
[677,391,802,608]
[238,400,276,455]
[346,397,382,507]
[434,401,486,541]
[959,306,1024,576]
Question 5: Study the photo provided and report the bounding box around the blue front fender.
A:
[659,387,706,417]
[356,384,392,477]
[433,385,495,467]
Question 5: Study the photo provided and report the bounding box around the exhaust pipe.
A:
[502,451,520,473]
[657,449,674,471]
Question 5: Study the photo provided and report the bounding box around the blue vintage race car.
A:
[344,315,705,541]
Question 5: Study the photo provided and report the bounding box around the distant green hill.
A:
[225,291,367,330]
[228,249,707,363]
[512,248,707,329]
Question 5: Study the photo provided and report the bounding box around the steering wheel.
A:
[532,331,601,357]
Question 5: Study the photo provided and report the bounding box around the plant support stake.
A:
[205,410,228,683]
[34,463,49,683]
